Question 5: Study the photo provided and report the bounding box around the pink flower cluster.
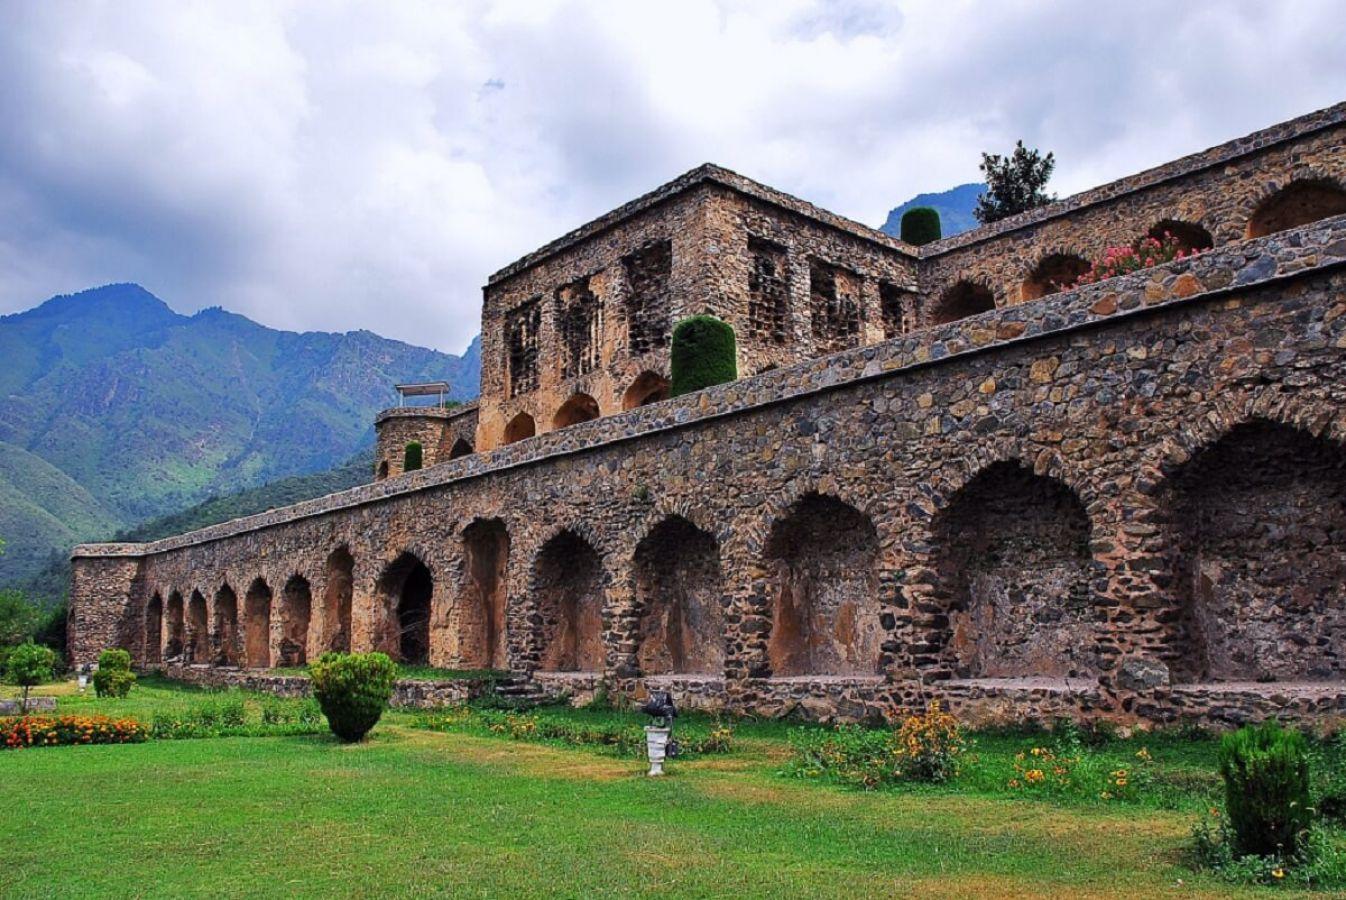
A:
[1072,233,1202,288]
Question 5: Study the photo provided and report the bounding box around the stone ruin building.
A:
[70,102,1346,726]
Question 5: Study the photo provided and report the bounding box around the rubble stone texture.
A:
[70,101,1346,727]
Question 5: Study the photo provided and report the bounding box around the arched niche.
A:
[553,393,600,430]
[623,372,670,410]
[929,281,995,327]
[504,412,536,445]
[1246,178,1346,239]
[1021,253,1090,302]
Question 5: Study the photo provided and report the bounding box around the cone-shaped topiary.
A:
[900,207,942,246]
[1219,721,1312,857]
[310,651,398,742]
[670,315,737,398]
[403,441,423,472]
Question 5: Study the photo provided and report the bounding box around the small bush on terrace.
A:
[403,441,423,472]
[93,647,136,698]
[670,315,737,398]
[310,652,397,742]
[899,207,942,246]
[1072,233,1201,289]
[5,641,55,713]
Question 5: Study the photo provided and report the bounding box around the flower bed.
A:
[2,715,148,749]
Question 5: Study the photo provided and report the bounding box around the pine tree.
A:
[975,141,1056,225]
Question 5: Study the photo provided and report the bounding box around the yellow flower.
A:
[1272,868,1284,879]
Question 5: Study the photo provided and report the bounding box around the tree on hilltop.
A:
[975,140,1056,224]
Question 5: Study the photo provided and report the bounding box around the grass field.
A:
[1,679,1341,898]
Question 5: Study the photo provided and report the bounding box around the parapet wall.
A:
[71,214,1346,727]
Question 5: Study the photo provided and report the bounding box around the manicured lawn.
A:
[1,680,1340,897]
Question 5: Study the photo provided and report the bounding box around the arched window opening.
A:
[634,516,724,676]
[377,460,390,480]
[279,575,313,667]
[622,372,670,410]
[929,281,995,327]
[244,579,273,668]
[553,393,600,430]
[213,585,240,666]
[1164,421,1346,683]
[1147,219,1213,254]
[186,591,208,664]
[144,593,164,665]
[765,493,881,677]
[319,548,354,654]
[447,438,474,460]
[932,461,1096,680]
[534,531,605,672]
[504,412,536,445]
[164,591,185,660]
[1021,254,1090,302]
[1246,179,1346,239]
[379,553,433,665]
[458,519,510,669]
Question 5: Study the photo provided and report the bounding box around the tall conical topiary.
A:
[900,207,942,246]
[403,441,423,472]
[670,315,737,398]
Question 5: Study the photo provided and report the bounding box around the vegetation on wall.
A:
[975,140,1056,224]
[403,442,423,472]
[670,315,737,398]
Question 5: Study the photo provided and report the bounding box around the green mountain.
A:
[880,183,986,240]
[0,283,479,587]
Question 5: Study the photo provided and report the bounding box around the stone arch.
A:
[1159,420,1346,683]
[279,575,313,666]
[456,519,510,669]
[533,529,605,672]
[633,516,725,676]
[504,412,536,444]
[552,393,600,430]
[447,438,473,460]
[378,552,433,665]
[764,492,881,677]
[164,591,185,660]
[623,371,670,410]
[1146,219,1213,254]
[1021,253,1090,302]
[929,460,1097,679]
[244,578,273,668]
[144,593,163,665]
[377,460,389,480]
[319,547,354,654]
[929,280,995,326]
[212,584,240,666]
[1246,177,1346,239]
[186,590,208,663]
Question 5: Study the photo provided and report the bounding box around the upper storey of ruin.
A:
[406,101,1346,460]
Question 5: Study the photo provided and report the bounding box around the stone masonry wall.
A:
[71,213,1346,727]
[373,404,479,481]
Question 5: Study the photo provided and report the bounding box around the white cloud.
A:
[1,0,1343,353]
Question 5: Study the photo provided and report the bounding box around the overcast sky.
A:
[2,1,1344,354]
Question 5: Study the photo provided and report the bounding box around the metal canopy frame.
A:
[394,381,452,408]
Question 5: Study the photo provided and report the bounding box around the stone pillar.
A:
[69,552,145,668]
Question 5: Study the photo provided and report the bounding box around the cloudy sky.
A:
[2,1,1344,354]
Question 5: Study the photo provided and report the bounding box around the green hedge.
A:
[900,207,941,245]
[310,652,397,742]
[1219,721,1312,857]
[403,442,423,472]
[670,315,737,398]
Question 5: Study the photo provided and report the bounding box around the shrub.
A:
[5,640,55,713]
[1219,721,1312,858]
[98,648,133,671]
[670,315,737,398]
[2,715,148,749]
[1072,233,1201,288]
[893,701,966,782]
[899,207,942,246]
[785,702,967,788]
[310,652,398,742]
[403,441,423,472]
[93,668,136,698]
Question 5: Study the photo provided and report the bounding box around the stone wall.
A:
[70,213,1346,727]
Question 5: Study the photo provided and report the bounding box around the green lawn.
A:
[0,681,1339,898]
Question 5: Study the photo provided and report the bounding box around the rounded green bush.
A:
[900,207,942,246]
[670,315,737,398]
[310,652,398,742]
[403,441,423,472]
[98,648,133,672]
[93,668,136,698]
[1219,721,1312,857]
